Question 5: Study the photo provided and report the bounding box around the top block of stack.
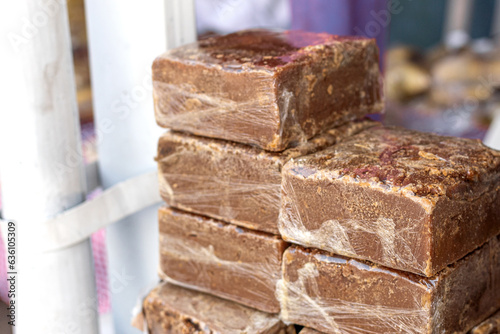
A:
[153,29,383,151]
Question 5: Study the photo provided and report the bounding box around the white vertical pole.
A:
[0,1,98,333]
[484,104,500,150]
[444,0,474,49]
[484,1,500,151]
[484,116,500,150]
[84,1,196,333]
[165,0,197,49]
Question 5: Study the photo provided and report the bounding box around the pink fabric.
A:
[0,123,111,313]
[92,228,111,313]
[0,232,8,303]
[0,177,6,303]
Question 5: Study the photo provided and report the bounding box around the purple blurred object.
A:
[290,0,388,58]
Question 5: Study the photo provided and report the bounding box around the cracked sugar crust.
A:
[144,283,284,334]
[162,29,372,71]
[289,126,500,199]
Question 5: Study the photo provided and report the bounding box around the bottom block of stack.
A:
[158,207,288,313]
[470,310,500,334]
[143,283,290,334]
[278,235,500,334]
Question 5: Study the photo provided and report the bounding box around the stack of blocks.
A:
[139,30,500,334]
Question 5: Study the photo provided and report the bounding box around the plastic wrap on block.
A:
[143,282,288,334]
[279,125,500,276]
[157,120,376,234]
[470,310,500,334]
[278,236,500,334]
[153,29,383,151]
[158,206,288,313]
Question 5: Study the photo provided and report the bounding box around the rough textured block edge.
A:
[157,119,376,234]
[142,282,288,334]
[153,29,383,151]
[158,207,288,313]
[278,236,500,334]
[280,126,500,276]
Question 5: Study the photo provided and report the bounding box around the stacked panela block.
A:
[138,29,500,334]
[277,126,500,333]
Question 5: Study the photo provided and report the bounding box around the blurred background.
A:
[1,0,499,333]
[70,0,500,142]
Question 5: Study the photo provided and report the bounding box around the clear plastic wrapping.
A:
[142,282,289,334]
[279,126,500,276]
[153,29,383,151]
[277,236,500,334]
[157,120,377,234]
[158,206,288,313]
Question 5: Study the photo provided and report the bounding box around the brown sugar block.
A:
[299,328,324,334]
[153,29,382,151]
[278,237,500,334]
[158,207,288,313]
[157,120,376,234]
[280,126,500,276]
[470,310,500,334]
[143,283,286,334]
